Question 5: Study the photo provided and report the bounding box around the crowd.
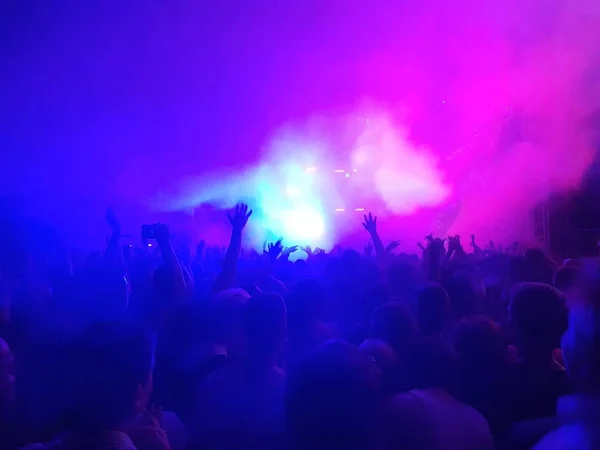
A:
[0,202,599,450]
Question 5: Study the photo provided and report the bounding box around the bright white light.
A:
[353,169,358,172]
[286,186,301,198]
[345,173,350,178]
[282,207,324,239]
[354,208,365,211]
[334,169,345,173]
[305,167,316,172]
[335,208,345,212]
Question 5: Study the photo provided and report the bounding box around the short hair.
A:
[444,273,481,318]
[455,316,506,371]
[509,283,568,351]
[62,321,156,429]
[415,283,450,337]
[208,288,250,343]
[370,302,416,354]
[285,340,380,450]
[406,338,459,394]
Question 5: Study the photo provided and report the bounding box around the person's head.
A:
[508,255,530,284]
[415,283,450,337]
[524,248,554,284]
[244,293,287,363]
[444,273,482,319]
[455,316,507,376]
[406,338,459,395]
[361,285,391,324]
[285,340,380,450]
[209,288,250,357]
[370,302,416,358]
[509,283,568,362]
[554,266,579,295]
[63,322,156,431]
[0,338,15,414]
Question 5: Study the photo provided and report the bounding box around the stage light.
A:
[354,208,365,211]
[286,186,301,197]
[345,173,350,178]
[334,169,345,173]
[335,208,345,212]
[305,167,316,172]
[353,169,358,172]
[282,207,324,239]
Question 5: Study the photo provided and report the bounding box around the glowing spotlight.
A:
[354,208,365,212]
[353,169,358,172]
[345,173,350,178]
[286,186,301,198]
[335,208,345,212]
[305,167,316,172]
[282,207,324,239]
[334,169,345,173]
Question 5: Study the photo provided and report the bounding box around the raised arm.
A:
[102,208,126,274]
[210,203,252,295]
[362,213,385,259]
[154,223,187,304]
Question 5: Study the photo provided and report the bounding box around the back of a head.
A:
[444,273,481,319]
[554,266,579,294]
[362,285,391,323]
[455,316,506,373]
[285,340,380,450]
[508,255,530,284]
[415,283,450,337]
[209,288,250,349]
[370,302,416,354]
[62,321,156,430]
[406,338,459,395]
[509,283,568,356]
[244,292,287,360]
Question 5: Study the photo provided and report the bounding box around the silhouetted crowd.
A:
[0,204,598,450]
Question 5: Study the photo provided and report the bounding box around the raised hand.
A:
[266,240,283,259]
[283,245,299,256]
[228,203,253,232]
[470,234,476,247]
[128,405,171,450]
[365,240,374,256]
[154,223,171,246]
[302,245,313,257]
[448,234,461,251]
[386,240,401,253]
[195,240,206,260]
[362,213,378,235]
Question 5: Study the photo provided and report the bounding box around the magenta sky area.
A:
[2,1,600,248]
